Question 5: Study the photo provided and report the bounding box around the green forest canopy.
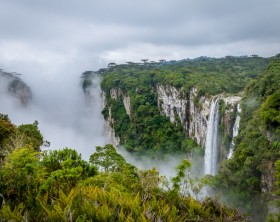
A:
[81,56,271,156]
[0,115,247,221]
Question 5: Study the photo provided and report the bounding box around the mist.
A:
[0,58,108,160]
[0,62,205,179]
[117,146,205,180]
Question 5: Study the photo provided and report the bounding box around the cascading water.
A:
[227,103,241,159]
[204,98,220,175]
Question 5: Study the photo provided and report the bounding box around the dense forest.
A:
[1,55,280,221]
[0,114,247,221]
[81,55,280,221]
[82,56,271,156]
[215,54,280,217]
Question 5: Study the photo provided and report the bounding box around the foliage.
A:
[0,114,16,164]
[260,89,280,131]
[17,121,43,150]
[81,71,94,93]
[0,116,247,221]
[86,56,270,156]
[0,147,45,208]
[0,114,16,145]
[40,148,97,196]
[89,144,134,172]
[100,56,270,97]
[215,55,280,211]
[172,159,191,193]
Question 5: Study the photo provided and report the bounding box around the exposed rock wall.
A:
[123,95,131,119]
[261,161,275,193]
[104,84,241,152]
[102,91,120,146]
[223,96,242,137]
[110,88,131,119]
[157,84,241,147]
[188,87,211,146]
[103,88,132,146]
[157,85,188,124]
[106,106,121,146]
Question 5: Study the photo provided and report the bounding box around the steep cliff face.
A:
[188,87,211,146]
[261,161,275,193]
[157,84,241,148]
[110,88,132,119]
[217,56,280,197]
[106,105,121,146]
[156,85,188,124]
[102,91,121,146]
[222,96,242,137]
[101,88,133,146]
[157,85,210,146]
[103,83,241,161]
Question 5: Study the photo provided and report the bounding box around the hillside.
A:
[215,55,280,213]
[81,56,271,157]
[0,115,247,221]
[80,55,280,220]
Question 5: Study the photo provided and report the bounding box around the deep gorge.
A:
[1,55,280,221]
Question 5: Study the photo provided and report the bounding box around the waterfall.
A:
[227,103,241,159]
[204,98,220,175]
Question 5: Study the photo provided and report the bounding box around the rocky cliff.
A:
[110,88,132,119]
[157,84,241,150]
[102,83,241,160]
[101,88,133,146]
[102,90,121,146]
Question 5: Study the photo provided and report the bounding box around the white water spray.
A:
[227,103,241,159]
[204,98,220,175]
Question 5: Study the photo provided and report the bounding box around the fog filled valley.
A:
[0,67,188,176]
[0,54,280,221]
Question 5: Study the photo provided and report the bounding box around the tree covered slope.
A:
[83,56,271,156]
[0,115,247,221]
[216,54,280,202]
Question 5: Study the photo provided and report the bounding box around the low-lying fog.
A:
[0,62,204,178]
[0,60,107,159]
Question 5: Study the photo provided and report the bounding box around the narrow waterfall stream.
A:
[227,103,241,159]
[204,98,220,175]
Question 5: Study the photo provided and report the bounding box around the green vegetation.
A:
[82,56,270,156]
[0,115,43,165]
[215,55,280,210]
[100,56,270,97]
[0,116,246,221]
[269,159,280,221]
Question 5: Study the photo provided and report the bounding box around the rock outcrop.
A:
[101,88,133,146]
[110,88,132,119]
[103,84,241,156]
[102,91,121,146]
[261,161,275,193]
[157,84,241,148]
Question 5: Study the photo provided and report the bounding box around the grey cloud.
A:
[0,0,279,53]
[0,0,279,69]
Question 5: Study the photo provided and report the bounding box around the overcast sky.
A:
[0,0,280,75]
